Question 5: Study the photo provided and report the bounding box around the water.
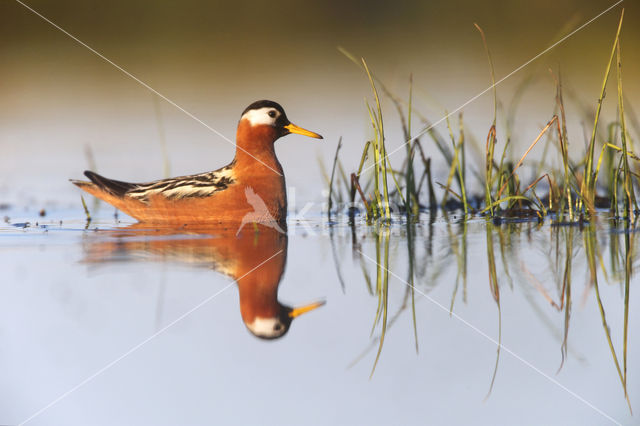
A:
[0,206,636,425]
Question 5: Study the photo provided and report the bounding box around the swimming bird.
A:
[72,100,322,225]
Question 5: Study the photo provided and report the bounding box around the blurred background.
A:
[1,0,638,210]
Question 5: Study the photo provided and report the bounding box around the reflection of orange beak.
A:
[284,123,323,139]
[288,300,326,318]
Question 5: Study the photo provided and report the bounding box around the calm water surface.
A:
[0,206,637,425]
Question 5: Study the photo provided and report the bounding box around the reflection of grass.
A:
[518,219,632,411]
[369,226,390,376]
[484,221,502,398]
[560,226,574,371]
[586,223,632,412]
[447,216,468,313]
[326,11,636,223]
[406,214,420,353]
[344,223,421,377]
[340,216,633,411]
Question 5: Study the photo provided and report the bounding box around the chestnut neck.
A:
[234,120,283,175]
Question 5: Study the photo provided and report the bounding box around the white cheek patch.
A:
[241,107,279,127]
[246,316,285,338]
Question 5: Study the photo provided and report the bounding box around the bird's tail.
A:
[70,171,139,218]
[70,178,108,201]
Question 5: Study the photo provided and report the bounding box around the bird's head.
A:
[244,300,326,340]
[238,100,323,145]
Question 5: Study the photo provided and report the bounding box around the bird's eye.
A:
[268,110,276,118]
[274,324,282,331]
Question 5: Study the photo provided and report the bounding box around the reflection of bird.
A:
[83,224,324,339]
[236,186,286,235]
[71,100,322,225]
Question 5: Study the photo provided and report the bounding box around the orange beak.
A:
[288,300,326,318]
[284,123,323,139]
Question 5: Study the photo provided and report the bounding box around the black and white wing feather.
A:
[83,163,235,203]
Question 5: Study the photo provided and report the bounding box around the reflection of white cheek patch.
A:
[246,316,285,338]
[241,107,279,126]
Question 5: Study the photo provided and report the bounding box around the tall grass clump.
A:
[324,10,635,224]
